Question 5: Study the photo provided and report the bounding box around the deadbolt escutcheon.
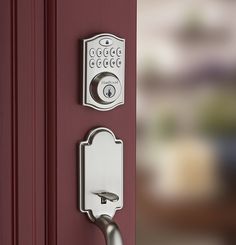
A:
[82,33,125,111]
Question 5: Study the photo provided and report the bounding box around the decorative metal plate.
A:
[82,33,125,111]
[79,127,123,221]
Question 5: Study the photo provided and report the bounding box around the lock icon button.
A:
[90,72,122,105]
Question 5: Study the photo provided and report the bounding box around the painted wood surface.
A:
[0,0,136,244]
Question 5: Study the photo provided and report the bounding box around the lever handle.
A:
[95,215,123,245]
[94,193,123,245]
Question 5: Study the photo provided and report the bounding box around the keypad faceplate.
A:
[82,33,125,111]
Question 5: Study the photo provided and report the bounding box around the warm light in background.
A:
[137,0,236,244]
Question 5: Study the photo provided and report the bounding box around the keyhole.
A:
[107,89,112,98]
[103,85,116,99]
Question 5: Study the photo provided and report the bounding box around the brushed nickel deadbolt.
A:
[82,33,125,111]
[89,72,122,105]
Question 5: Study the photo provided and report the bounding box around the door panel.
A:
[47,0,136,244]
[1,0,136,244]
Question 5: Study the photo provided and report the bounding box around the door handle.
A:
[94,192,122,245]
[95,215,123,245]
[79,127,124,245]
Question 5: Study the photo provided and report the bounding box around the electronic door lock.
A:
[82,33,125,111]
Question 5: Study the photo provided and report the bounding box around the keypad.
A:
[88,45,123,69]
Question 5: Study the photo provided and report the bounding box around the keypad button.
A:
[99,38,113,47]
[103,59,109,68]
[116,58,122,67]
[89,48,95,57]
[110,58,116,68]
[97,59,102,68]
[97,48,102,57]
[89,59,95,68]
[110,48,116,57]
[117,48,122,56]
[104,48,109,57]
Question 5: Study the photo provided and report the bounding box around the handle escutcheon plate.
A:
[79,127,123,221]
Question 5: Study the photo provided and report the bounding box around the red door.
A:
[0,0,136,244]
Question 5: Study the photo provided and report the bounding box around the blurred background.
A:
[137,0,236,244]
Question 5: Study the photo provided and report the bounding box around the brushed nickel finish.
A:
[82,33,125,111]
